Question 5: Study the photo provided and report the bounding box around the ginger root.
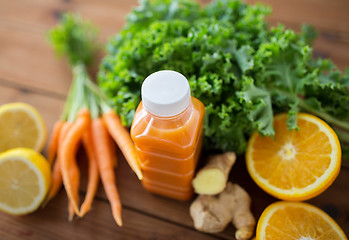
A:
[192,152,236,195]
[190,182,255,240]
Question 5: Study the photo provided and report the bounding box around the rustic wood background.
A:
[0,0,348,239]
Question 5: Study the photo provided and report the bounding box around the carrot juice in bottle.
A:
[130,70,205,201]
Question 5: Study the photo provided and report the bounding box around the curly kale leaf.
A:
[253,25,349,132]
[99,0,349,154]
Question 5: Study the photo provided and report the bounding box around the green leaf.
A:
[237,78,274,136]
[300,24,318,45]
[286,101,299,130]
[234,45,254,73]
[98,0,349,154]
[48,13,98,66]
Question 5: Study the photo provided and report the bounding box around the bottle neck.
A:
[141,98,193,129]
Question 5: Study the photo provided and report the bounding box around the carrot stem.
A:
[103,110,143,180]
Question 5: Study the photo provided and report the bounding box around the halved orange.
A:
[246,113,341,201]
[256,201,347,240]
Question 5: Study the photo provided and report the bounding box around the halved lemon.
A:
[0,148,51,215]
[246,113,341,201]
[256,201,347,240]
[0,102,47,153]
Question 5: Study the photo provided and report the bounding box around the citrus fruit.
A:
[256,201,347,240]
[0,102,47,152]
[0,148,51,215]
[246,113,341,201]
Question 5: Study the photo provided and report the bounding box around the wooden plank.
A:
[0,25,72,97]
[309,169,349,236]
[244,0,349,34]
[2,0,349,35]
[0,0,348,97]
[87,149,349,238]
[0,0,138,96]
[75,149,236,239]
[0,85,64,135]
[0,21,347,96]
[313,36,349,71]
[0,0,348,237]
[0,192,221,240]
[0,0,138,40]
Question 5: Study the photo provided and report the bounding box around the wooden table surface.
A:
[0,0,348,239]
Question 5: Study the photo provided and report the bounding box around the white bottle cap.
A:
[141,70,191,117]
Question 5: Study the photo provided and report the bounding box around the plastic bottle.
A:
[130,70,205,201]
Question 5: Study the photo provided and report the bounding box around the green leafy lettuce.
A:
[98,0,349,154]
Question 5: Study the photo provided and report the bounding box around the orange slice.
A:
[256,201,347,240]
[246,113,341,201]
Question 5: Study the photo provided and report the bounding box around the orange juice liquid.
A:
[131,97,205,201]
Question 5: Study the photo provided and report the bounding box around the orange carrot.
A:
[68,161,81,221]
[92,117,122,226]
[60,109,90,216]
[68,200,75,221]
[80,124,99,217]
[44,122,72,205]
[103,110,143,180]
[41,158,62,208]
[109,134,118,168]
[48,120,64,166]
[46,157,62,204]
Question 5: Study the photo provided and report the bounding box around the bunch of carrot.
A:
[45,13,142,226]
